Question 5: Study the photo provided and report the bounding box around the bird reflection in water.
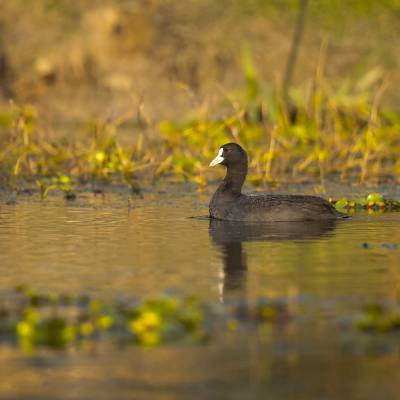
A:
[209,219,338,301]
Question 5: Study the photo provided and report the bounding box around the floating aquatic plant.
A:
[0,286,289,352]
[331,193,400,211]
[354,304,400,333]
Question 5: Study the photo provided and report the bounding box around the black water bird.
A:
[209,143,348,222]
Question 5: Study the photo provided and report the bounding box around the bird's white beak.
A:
[209,148,224,167]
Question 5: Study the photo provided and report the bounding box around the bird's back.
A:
[210,193,346,222]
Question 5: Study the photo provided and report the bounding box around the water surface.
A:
[1,188,400,399]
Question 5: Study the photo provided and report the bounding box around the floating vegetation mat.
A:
[331,193,400,212]
[354,304,400,333]
[2,286,400,353]
[0,286,289,351]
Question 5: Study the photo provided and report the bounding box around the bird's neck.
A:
[220,162,247,195]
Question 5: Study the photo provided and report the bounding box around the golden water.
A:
[1,188,400,399]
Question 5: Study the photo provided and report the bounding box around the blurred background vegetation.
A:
[0,0,399,189]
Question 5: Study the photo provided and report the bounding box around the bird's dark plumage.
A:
[209,143,348,222]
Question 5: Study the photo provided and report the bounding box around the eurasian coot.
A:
[209,143,348,221]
